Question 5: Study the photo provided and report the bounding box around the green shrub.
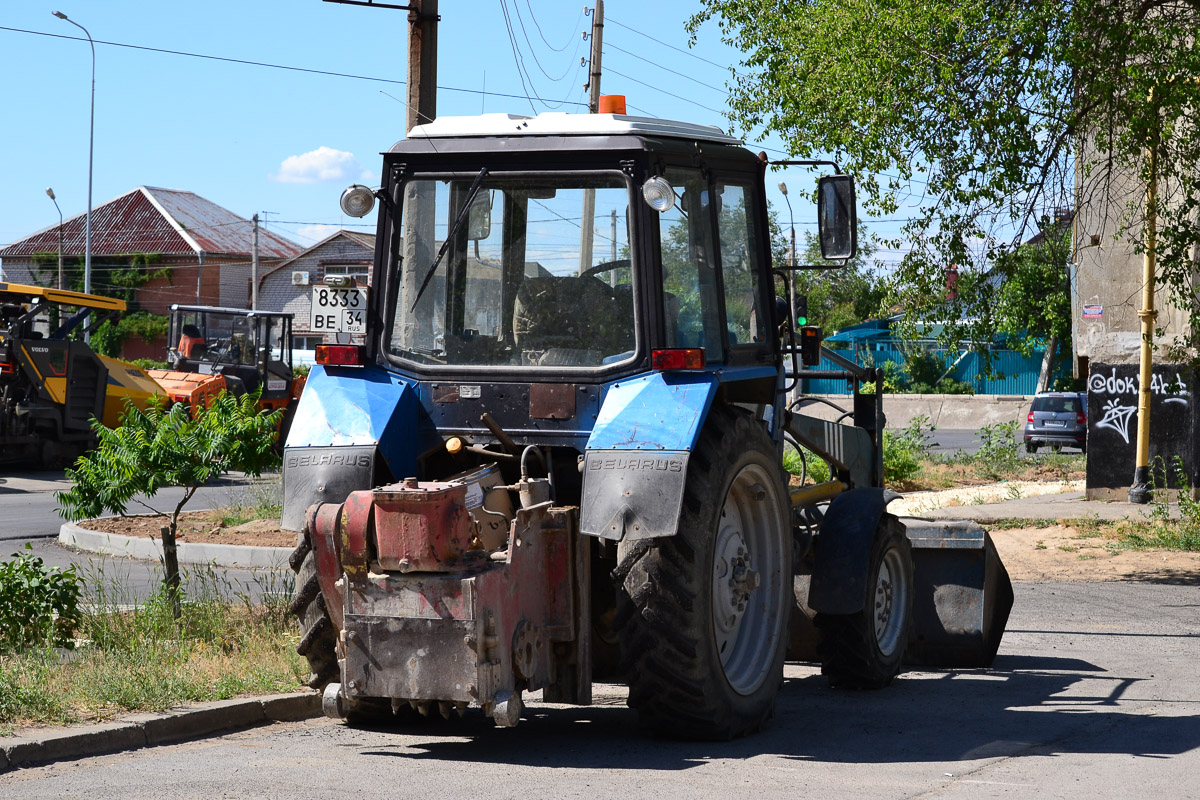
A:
[883,415,934,484]
[131,358,171,371]
[0,544,83,653]
[783,443,831,484]
[972,420,1021,479]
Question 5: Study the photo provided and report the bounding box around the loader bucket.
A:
[901,519,1014,668]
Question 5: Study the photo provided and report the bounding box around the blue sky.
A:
[0,2,905,262]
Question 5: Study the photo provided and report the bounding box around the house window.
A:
[294,335,324,350]
[322,262,370,283]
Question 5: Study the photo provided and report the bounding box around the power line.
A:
[510,0,586,83]
[604,42,726,93]
[0,25,587,107]
[524,1,583,52]
[498,2,540,113]
[604,66,725,115]
[607,17,743,76]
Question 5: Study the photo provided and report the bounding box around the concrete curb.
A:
[59,521,292,568]
[0,692,319,772]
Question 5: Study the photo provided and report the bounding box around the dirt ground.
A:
[987,524,1200,583]
[82,511,295,548]
[81,495,1200,584]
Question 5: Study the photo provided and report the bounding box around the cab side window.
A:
[656,167,724,360]
[715,182,766,346]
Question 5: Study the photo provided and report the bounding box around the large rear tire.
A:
[816,514,912,689]
[288,531,339,692]
[616,406,792,739]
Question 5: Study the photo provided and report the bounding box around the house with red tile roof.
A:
[0,186,300,359]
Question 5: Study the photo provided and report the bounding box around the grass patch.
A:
[214,474,283,529]
[0,562,304,730]
[983,517,1063,530]
[1110,458,1200,553]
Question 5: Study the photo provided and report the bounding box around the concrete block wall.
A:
[797,394,1033,430]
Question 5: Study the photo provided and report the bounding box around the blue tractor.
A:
[282,110,1012,738]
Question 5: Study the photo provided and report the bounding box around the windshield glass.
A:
[388,174,635,368]
[175,310,256,367]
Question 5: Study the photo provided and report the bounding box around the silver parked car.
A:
[1023,392,1087,453]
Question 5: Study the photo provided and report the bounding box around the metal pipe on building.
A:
[1129,94,1160,505]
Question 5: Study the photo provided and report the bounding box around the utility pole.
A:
[407,0,438,133]
[579,0,604,273]
[251,213,260,311]
[586,1,604,113]
[321,0,438,133]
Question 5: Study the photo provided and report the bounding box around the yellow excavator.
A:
[0,282,165,467]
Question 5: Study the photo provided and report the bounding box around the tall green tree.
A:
[56,393,281,616]
[689,0,1200,353]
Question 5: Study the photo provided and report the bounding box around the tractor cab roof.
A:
[0,282,126,312]
[398,112,742,148]
[169,304,293,320]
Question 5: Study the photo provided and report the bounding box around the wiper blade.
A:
[410,168,489,312]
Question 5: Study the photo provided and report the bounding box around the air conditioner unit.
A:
[291,271,310,286]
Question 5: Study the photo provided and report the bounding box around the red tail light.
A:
[651,348,705,371]
[1027,412,1034,423]
[1076,412,1086,424]
[316,345,364,366]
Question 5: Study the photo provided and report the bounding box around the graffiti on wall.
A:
[1087,367,1190,444]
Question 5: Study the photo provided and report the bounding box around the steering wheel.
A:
[580,258,631,281]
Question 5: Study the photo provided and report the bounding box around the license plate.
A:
[1045,420,1065,427]
[310,286,368,334]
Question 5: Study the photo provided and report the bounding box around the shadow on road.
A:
[344,651,1200,770]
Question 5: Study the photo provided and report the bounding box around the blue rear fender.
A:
[580,371,717,541]
[281,364,419,530]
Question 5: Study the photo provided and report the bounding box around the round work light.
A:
[339,185,376,218]
[642,176,676,213]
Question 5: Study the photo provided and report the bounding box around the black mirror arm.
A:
[766,158,844,173]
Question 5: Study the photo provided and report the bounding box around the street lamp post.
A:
[778,182,797,268]
[52,11,94,300]
[45,188,64,290]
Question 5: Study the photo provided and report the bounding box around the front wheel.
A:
[816,514,913,689]
[617,407,792,739]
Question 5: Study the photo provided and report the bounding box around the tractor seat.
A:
[513,275,629,361]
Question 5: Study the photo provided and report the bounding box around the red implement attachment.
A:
[305,476,590,727]
[372,478,473,572]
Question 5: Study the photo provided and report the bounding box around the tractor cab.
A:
[163,305,295,401]
[362,113,793,379]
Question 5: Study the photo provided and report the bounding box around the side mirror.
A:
[467,191,492,241]
[817,175,857,260]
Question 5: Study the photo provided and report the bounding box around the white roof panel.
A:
[404,112,742,146]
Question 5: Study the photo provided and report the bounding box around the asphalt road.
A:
[2,579,1196,798]
[0,470,289,603]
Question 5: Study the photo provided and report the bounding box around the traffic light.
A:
[800,325,823,366]
[794,294,808,327]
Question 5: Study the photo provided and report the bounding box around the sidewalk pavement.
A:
[901,490,1177,524]
[1,692,318,773]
